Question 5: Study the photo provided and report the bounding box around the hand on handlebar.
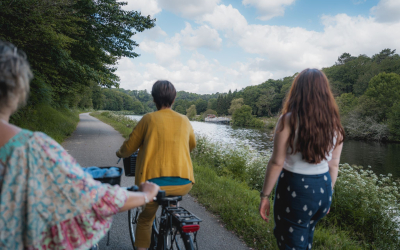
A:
[139,181,160,201]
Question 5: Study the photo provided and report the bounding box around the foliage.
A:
[191,136,399,249]
[186,105,197,120]
[0,0,155,108]
[325,164,400,249]
[342,111,389,141]
[232,105,264,128]
[364,72,400,121]
[10,104,80,143]
[388,102,400,141]
[228,98,244,115]
[336,93,358,116]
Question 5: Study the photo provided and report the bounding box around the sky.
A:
[116,0,400,94]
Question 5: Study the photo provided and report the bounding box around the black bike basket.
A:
[93,166,122,186]
[123,150,138,177]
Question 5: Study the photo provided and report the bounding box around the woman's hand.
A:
[139,181,160,200]
[259,198,271,222]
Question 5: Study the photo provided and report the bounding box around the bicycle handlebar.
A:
[124,185,166,204]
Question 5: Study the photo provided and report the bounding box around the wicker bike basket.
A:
[123,150,138,177]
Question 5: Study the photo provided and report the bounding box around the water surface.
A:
[128,115,400,178]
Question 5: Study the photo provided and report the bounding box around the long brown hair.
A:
[278,68,345,164]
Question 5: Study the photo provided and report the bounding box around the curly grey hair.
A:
[0,40,33,111]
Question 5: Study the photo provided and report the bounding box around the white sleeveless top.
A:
[283,129,336,175]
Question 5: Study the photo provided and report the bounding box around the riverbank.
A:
[10,104,82,143]
[93,111,400,249]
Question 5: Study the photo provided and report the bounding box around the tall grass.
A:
[10,104,80,143]
[191,135,400,249]
[90,111,138,138]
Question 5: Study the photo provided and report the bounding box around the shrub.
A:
[326,164,400,249]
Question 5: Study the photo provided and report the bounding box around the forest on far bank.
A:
[97,48,400,141]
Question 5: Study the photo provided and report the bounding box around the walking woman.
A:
[259,68,345,250]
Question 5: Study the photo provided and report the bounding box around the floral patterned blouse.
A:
[0,130,128,250]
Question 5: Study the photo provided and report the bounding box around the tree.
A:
[186,105,197,120]
[365,72,400,120]
[336,93,358,116]
[175,105,186,114]
[232,105,263,127]
[336,52,356,65]
[0,0,155,108]
[195,99,208,113]
[228,98,244,115]
[208,98,218,110]
[256,88,276,116]
[132,101,144,114]
[388,102,400,140]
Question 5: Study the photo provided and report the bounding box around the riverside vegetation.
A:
[91,111,400,249]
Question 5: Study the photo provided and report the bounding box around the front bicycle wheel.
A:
[128,207,140,249]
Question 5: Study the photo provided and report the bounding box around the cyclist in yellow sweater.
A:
[116,80,196,250]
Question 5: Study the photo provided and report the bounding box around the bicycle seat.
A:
[161,196,182,202]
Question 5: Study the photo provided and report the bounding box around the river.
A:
[127,115,400,179]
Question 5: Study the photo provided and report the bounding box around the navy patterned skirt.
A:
[273,168,332,250]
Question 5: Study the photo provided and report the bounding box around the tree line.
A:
[1,0,155,112]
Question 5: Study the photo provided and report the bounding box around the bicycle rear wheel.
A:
[128,207,140,249]
[166,227,197,250]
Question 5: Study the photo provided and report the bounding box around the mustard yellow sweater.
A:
[117,109,196,185]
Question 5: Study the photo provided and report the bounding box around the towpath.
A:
[62,113,250,250]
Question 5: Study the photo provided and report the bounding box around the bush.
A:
[326,164,400,249]
[232,105,264,128]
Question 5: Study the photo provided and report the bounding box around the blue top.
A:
[148,177,192,186]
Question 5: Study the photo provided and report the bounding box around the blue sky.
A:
[116,0,400,94]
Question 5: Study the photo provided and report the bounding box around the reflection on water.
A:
[128,115,400,178]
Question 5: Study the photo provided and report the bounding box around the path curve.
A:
[62,113,250,250]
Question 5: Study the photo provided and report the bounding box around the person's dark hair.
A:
[278,68,345,164]
[151,80,176,108]
[0,41,32,110]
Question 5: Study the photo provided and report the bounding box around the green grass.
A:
[10,104,81,143]
[90,111,138,138]
[190,163,363,250]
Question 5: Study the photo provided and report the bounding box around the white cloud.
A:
[179,23,222,50]
[117,0,400,94]
[140,40,181,65]
[371,0,400,23]
[201,4,400,79]
[158,0,220,18]
[121,0,161,17]
[242,0,296,20]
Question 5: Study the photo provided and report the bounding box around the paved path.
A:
[62,113,249,250]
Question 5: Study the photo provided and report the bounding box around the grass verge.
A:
[190,163,363,250]
[10,104,81,143]
[90,111,138,138]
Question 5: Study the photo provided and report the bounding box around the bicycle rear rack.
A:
[166,207,202,227]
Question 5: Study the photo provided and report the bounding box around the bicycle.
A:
[126,185,202,250]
